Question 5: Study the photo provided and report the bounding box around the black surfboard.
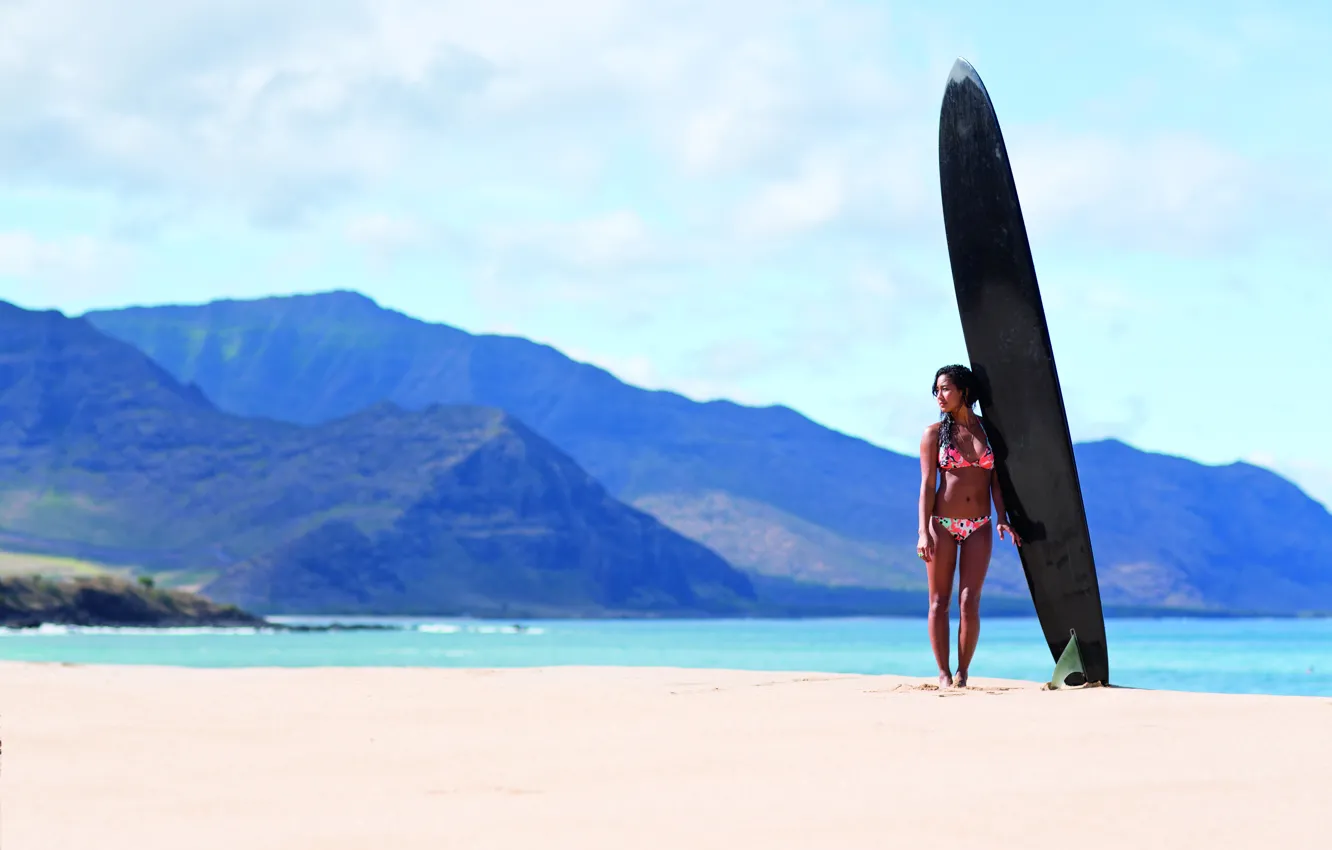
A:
[937,58,1109,684]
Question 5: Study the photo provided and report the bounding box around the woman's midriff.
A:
[933,468,991,518]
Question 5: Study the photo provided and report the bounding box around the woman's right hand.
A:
[917,531,935,563]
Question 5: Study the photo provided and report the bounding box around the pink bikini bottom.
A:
[932,515,991,543]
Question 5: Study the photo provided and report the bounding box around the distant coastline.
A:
[0,576,388,631]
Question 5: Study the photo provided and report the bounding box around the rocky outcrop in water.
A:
[0,575,265,628]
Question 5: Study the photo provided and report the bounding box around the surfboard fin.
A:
[1048,630,1087,689]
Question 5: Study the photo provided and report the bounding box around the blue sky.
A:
[1,0,1330,505]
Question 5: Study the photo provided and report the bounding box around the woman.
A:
[917,364,1021,688]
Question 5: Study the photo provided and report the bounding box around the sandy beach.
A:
[2,662,1328,849]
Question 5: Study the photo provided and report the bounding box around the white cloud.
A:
[1142,10,1309,74]
[0,1,925,230]
[1,2,1316,260]
[1006,129,1261,255]
[0,231,133,304]
[737,157,847,239]
[345,214,428,253]
[6,1,1301,289]
[463,209,682,312]
[1,1,489,215]
[545,210,655,271]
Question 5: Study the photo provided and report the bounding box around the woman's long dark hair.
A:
[932,364,982,458]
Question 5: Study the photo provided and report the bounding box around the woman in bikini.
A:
[917,364,1021,688]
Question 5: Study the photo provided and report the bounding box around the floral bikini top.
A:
[938,417,994,471]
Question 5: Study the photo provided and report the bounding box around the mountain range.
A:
[0,302,754,617]
[61,289,1331,616]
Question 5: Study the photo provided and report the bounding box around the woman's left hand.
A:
[997,523,1022,547]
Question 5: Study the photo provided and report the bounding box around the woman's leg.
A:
[926,521,959,686]
[955,521,993,687]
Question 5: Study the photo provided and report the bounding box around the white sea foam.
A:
[470,624,544,635]
[413,623,543,635]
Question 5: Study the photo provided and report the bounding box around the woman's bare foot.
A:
[938,670,954,688]
[955,670,969,688]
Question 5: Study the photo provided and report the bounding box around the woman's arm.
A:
[990,471,1022,546]
[918,426,938,558]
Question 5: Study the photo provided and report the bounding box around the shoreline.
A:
[3,657,1330,698]
[3,662,1329,849]
[1,658,1327,700]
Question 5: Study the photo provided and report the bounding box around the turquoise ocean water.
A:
[2,617,1329,697]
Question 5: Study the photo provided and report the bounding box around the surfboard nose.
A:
[949,57,981,88]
